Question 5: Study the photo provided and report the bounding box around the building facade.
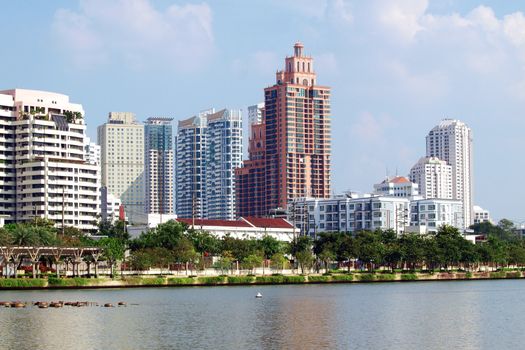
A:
[408,198,464,233]
[97,112,144,222]
[409,156,453,200]
[145,117,174,215]
[247,102,264,137]
[176,109,242,220]
[373,176,419,198]
[236,42,331,217]
[290,195,410,236]
[473,205,492,224]
[426,119,473,228]
[0,89,99,231]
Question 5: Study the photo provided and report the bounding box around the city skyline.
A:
[3,0,525,221]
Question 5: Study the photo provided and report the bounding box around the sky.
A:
[2,0,525,222]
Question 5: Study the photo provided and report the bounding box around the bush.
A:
[48,277,92,287]
[0,278,46,288]
[490,272,506,279]
[256,275,284,284]
[167,277,195,285]
[283,276,305,283]
[141,277,166,286]
[465,272,473,279]
[198,276,226,285]
[401,274,418,281]
[227,276,255,284]
[308,275,331,283]
[377,274,396,281]
[506,271,521,279]
[331,274,354,282]
[358,273,376,282]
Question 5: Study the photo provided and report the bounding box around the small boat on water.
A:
[255,292,263,298]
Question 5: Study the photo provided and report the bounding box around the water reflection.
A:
[0,281,524,349]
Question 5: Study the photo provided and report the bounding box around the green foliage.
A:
[167,277,195,285]
[465,272,473,278]
[283,275,305,283]
[490,272,506,279]
[256,275,284,283]
[48,277,91,287]
[227,276,255,284]
[401,274,418,281]
[358,273,376,282]
[331,274,354,282]
[198,276,226,285]
[506,271,521,278]
[308,275,331,283]
[270,252,288,271]
[242,253,263,271]
[259,235,283,259]
[0,279,46,288]
[377,274,396,281]
[296,250,315,274]
[140,277,166,286]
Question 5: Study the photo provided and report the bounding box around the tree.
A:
[259,235,282,259]
[214,251,234,274]
[337,234,356,271]
[318,248,335,273]
[0,228,13,245]
[354,230,383,271]
[400,233,425,271]
[270,252,288,273]
[187,229,219,269]
[242,253,263,274]
[296,250,315,274]
[99,237,125,278]
[129,249,155,272]
[173,237,197,274]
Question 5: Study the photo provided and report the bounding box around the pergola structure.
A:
[0,246,103,278]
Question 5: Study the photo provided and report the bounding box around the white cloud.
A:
[52,0,214,71]
[231,51,280,77]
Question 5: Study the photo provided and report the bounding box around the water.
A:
[0,280,524,349]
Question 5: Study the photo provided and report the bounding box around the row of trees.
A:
[1,217,524,275]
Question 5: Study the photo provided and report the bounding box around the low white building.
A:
[290,194,410,235]
[473,205,492,224]
[177,217,296,242]
[373,176,419,198]
[101,187,122,223]
[408,198,464,233]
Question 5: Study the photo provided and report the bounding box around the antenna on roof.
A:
[395,167,398,176]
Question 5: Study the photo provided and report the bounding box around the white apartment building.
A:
[0,89,100,231]
[247,103,264,136]
[473,205,492,224]
[101,186,122,223]
[408,198,464,233]
[426,119,473,228]
[84,137,100,165]
[373,176,419,198]
[409,156,453,200]
[97,112,144,223]
[176,108,242,220]
[290,195,410,235]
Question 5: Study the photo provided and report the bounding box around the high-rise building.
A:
[176,109,242,220]
[145,117,174,215]
[426,119,473,227]
[247,103,264,136]
[84,137,100,165]
[97,112,144,222]
[0,89,100,231]
[236,42,331,217]
[409,156,453,200]
[373,176,419,198]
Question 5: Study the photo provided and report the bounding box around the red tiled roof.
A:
[241,216,294,229]
[177,218,251,228]
[390,176,410,184]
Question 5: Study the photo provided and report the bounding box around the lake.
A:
[0,280,524,349]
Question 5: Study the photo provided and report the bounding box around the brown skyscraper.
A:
[236,42,331,217]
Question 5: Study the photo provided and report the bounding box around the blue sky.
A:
[2,0,525,222]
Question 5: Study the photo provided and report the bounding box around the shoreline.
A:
[0,271,522,290]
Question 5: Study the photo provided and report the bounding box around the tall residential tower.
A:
[236,42,331,217]
[426,119,473,227]
[176,109,242,220]
[145,117,174,215]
